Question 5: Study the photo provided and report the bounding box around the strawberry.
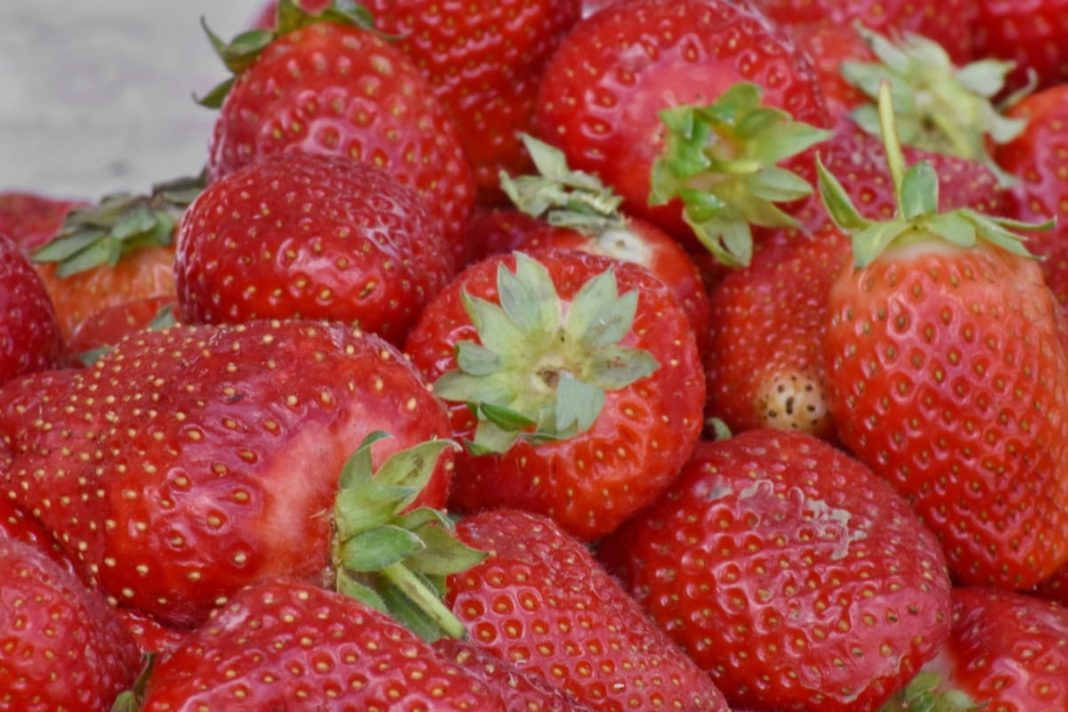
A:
[1034,564,1068,608]
[465,207,544,265]
[884,587,1068,711]
[29,176,199,339]
[971,0,1068,94]
[203,2,475,261]
[752,0,975,64]
[995,85,1068,311]
[790,24,874,124]
[502,134,712,345]
[817,85,1068,589]
[0,192,80,252]
[448,509,729,710]
[536,0,831,264]
[0,537,141,710]
[404,249,704,539]
[176,153,453,344]
[0,496,75,576]
[600,429,952,712]
[138,579,509,710]
[116,608,189,657]
[0,234,63,387]
[0,320,456,627]
[67,296,176,361]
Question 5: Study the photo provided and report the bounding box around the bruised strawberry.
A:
[405,250,704,539]
[177,153,453,344]
[0,234,63,387]
[0,538,141,710]
[0,321,454,627]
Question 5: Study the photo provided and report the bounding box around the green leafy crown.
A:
[878,671,984,712]
[817,83,1050,268]
[433,253,659,455]
[649,82,831,267]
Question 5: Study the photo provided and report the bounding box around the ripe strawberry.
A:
[0,496,74,575]
[600,429,952,712]
[790,24,874,124]
[818,86,1068,589]
[404,250,704,539]
[177,153,453,344]
[465,207,544,265]
[0,192,80,252]
[139,579,509,710]
[884,588,1068,711]
[448,509,729,710]
[204,3,474,260]
[502,134,712,344]
[67,296,176,359]
[1034,564,1068,608]
[995,85,1068,311]
[29,176,199,339]
[0,321,455,627]
[752,0,975,64]
[0,538,141,710]
[536,0,831,264]
[971,0,1068,94]
[0,234,63,387]
[117,608,189,657]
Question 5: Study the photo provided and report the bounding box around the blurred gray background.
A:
[0,1,264,199]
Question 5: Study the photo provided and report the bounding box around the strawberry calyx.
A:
[110,653,157,712]
[842,24,1025,186]
[649,82,831,267]
[433,252,659,455]
[878,671,983,712]
[197,0,377,108]
[331,433,485,642]
[31,174,202,278]
[817,83,1052,268]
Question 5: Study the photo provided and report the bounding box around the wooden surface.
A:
[0,1,263,199]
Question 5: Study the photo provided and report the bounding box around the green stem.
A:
[877,83,907,205]
[380,563,466,640]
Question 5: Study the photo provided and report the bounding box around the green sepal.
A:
[649,82,831,267]
[878,671,984,712]
[330,433,485,642]
[707,418,733,441]
[110,653,157,712]
[900,162,938,220]
[432,252,659,455]
[33,174,203,278]
[199,0,380,108]
[841,23,1026,186]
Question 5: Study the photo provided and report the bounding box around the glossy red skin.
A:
[0,321,453,627]
[116,608,189,656]
[448,509,729,711]
[142,579,506,710]
[0,496,76,576]
[464,208,544,265]
[208,22,474,261]
[0,234,63,387]
[68,295,175,355]
[516,217,714,350]
[0,538,141,711]
[599,430,952,712]
[0,192,79,252]
[791,24,874,124]
[996,86,1068,312]
[434,638,593,711]
[404,249,705,540]
[933,588,1068,711]
[536,0,830,244]
[972,0,1068,94]
[704,225,849,437]
[824,242,1068,589]
[178,154,452,345]
[1034,564,1068,608]
[752,0,974,64]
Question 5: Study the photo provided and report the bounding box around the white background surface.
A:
[0,1,265,199]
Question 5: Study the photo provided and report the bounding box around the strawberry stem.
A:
[877,84,908,203]
[380,562,466,640]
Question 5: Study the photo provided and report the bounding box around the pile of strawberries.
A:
[3,0,1068,710]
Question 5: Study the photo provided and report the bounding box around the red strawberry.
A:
[0,192,80,252]
[0,321,455,627]
[177,153,453,344]
[465,207,544,265]
[600,429,952,712]
[204,5,475,261]
[448,509,729,710]
[1034,564,1068,608]
[139,579,509,710]
[0,234,63,387]
[818,86,1068,589]
[0,496,75,575]
[884,588,1068,711]
[404,249,704,539]
[0,538,141,710]
[67,296,176,359]
[791,24,874,124]
[116,608,189,657]
[972,0,1068,94]
[752,0,975,64]
[995,85,1068,311]
[502,134,713,344]
[538,0,832,264]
